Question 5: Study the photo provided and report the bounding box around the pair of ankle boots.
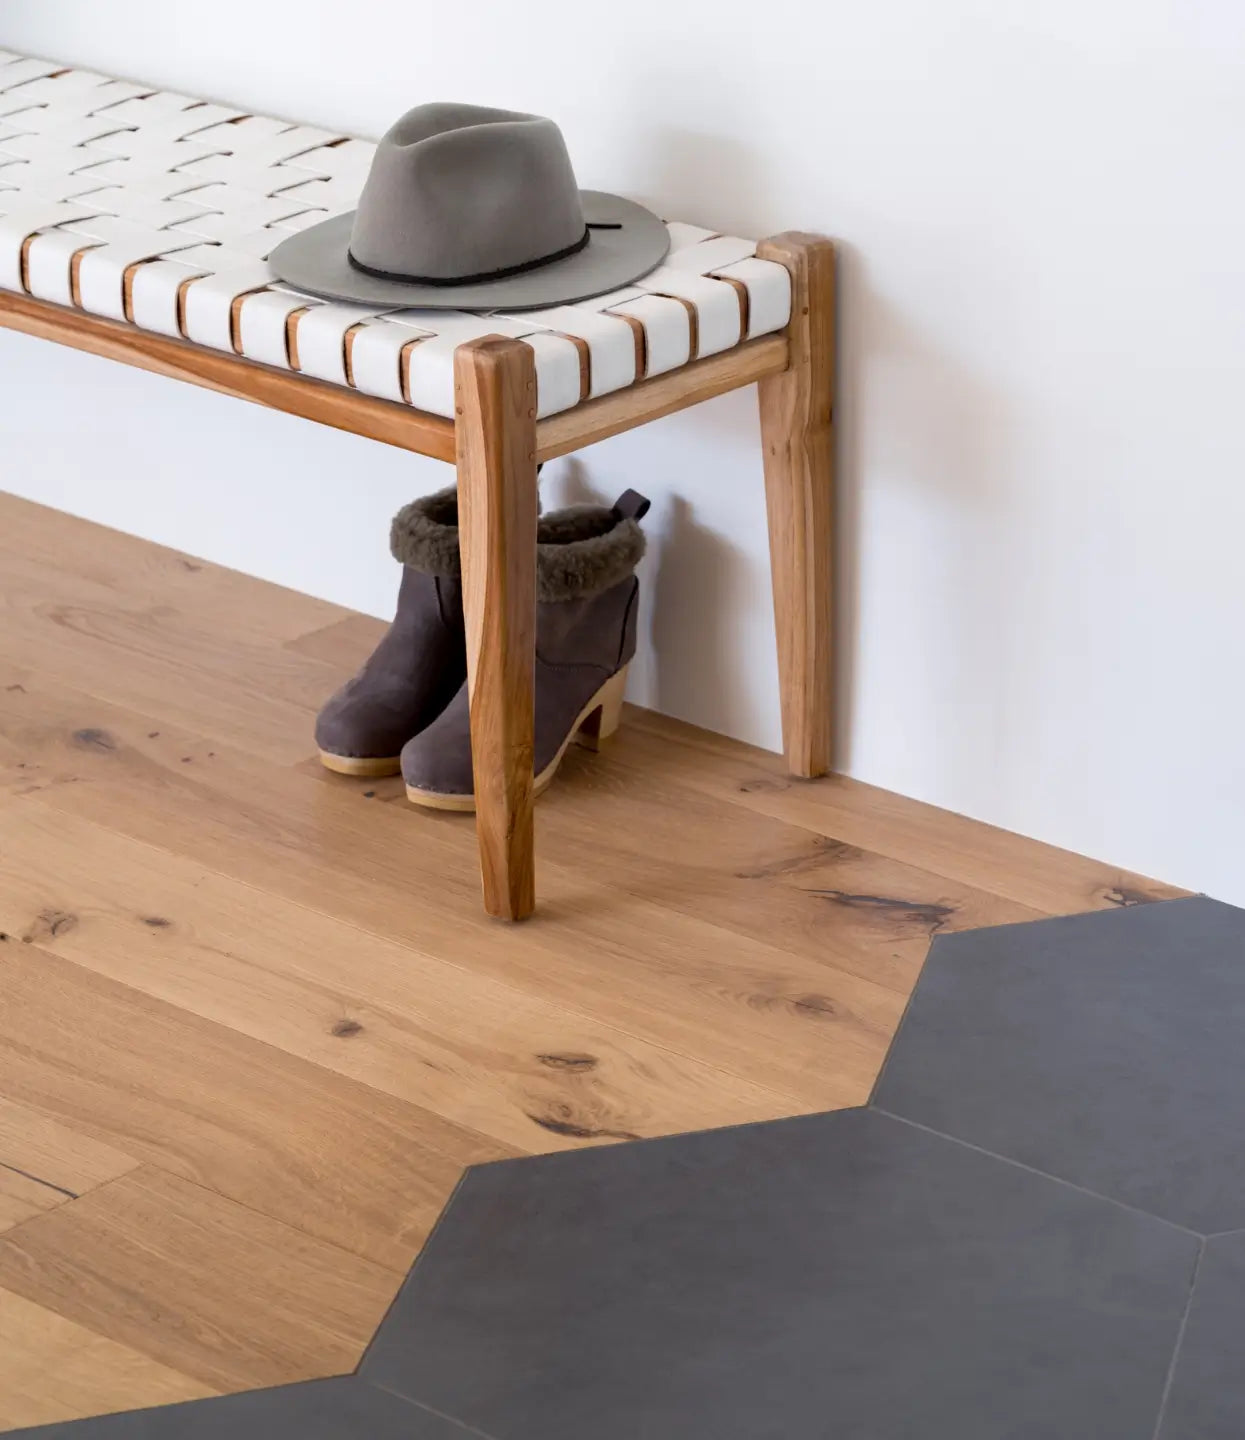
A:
[315,486,650,809]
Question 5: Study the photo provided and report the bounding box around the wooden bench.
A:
[0,51,835,919]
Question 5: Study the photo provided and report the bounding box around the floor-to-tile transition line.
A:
[872,1108,1204,1238]
[1150,1239,1205,1440]
[353,1165,473,1374]
[369,1380,500,1440]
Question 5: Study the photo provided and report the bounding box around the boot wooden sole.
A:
[404,667,628,813]
[317,751,403,778]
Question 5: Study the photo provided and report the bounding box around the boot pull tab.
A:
[612,489,651,522]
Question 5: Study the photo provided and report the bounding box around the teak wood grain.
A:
[0,290,458,463]
[0,494,1185,1425]
[757,233,836,778]
[454,335,540,920]
[534,334,789,460]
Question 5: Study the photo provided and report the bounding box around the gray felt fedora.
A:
[268,102,669,312]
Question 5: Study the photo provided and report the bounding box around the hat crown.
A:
[348,103,586,283]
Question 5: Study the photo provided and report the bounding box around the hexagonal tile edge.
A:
[5,1374,494,1438]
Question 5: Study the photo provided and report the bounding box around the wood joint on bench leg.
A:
[454,335,539,920]
[756,231,836,779]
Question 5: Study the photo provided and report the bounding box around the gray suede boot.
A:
[401,490,649,810]
[316,486,466,776]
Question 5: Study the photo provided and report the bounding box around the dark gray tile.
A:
[1159,1231,1245,1439]
[872,897,1245,1232]
[9,1375,487,1439]
[362,1107,1196,1440]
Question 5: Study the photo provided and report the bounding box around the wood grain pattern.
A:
[0,494,1186,1424]
[621,707,1188,915]
[0,1099,137,1228]
[0,943,496,1273]
[0,493,348,649]
[0,1167,398,1391]
[0,291,457,463]
[535,333,789,461]
[0,1286,213,1430]
[454,335,539,919]
[756,232,836,778]
[0,1168,65,1235]
[1,804,798,1150]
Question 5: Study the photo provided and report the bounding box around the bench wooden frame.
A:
[0,230,834,920]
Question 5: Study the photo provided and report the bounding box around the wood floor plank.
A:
[285,613,388,668]
[0,942,502,1272]
[620,708,1187,915]
[0,556,342,765]
[0,1099,139,1197]
[0,1167,397,1392]
[1,802,804,1150]
[0,1167,67,1235]
[0,1099,138,1233]
[0,1285,214,1430]
[537,743,1043,992]
[0,492,347,647]
[0,677,907,1109]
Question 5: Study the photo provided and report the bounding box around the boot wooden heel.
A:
[574,667,628,752]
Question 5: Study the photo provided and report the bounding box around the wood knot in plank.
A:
[792,994,838,1019]
[23,909,79,943]
[1103,886,1159,908]
[72,727,116,752]
[331,1018,364,1038]
[526,1105,639,1142]
[805,890,956,934]
[537,1053,598,1072]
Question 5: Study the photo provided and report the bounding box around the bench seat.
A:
[0,52,792,422]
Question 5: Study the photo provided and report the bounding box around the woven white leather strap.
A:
[0,53,792,418]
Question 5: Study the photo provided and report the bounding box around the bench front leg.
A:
[454,336,539,920]
[756,232,836,779]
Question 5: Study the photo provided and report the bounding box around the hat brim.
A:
[266,191,669,312]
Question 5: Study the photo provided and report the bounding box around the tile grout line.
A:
[1150,1238,1205,1439]
[872,1108,1204,1239]
[368,1379,502,1440]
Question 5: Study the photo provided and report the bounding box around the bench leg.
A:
[756,232,836,779]
[454,336,538,920]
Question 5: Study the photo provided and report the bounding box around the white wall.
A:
[3,0,1245,901]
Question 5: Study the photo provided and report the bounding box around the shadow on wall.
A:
[565,113,1013,783]
[553,460,757,741]
[637,117,868,770]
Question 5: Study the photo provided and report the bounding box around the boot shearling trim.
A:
[537,505,646,602]
[390,493,644,598]
[390,486,461,576]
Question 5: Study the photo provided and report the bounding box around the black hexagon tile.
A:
[9,1376,489,1438]
[362,1107,1195,1440]
[872,896,1245,1233]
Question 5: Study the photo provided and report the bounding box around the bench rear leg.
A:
[454,336,539,919]
[756,232,836,778]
